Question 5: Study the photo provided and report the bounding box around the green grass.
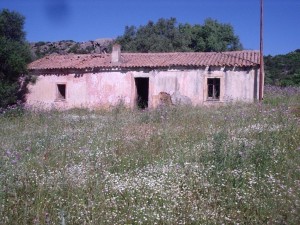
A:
[1,86,300,224]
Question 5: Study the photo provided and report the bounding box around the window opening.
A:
[57,84,66,100]
[207,78,220,100]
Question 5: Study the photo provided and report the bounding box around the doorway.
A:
[135,78,149,109]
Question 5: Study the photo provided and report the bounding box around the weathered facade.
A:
[27,45,262,109]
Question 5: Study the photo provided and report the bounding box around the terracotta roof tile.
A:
[28,51,260,71]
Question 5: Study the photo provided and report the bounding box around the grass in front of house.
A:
[0,86,299,224]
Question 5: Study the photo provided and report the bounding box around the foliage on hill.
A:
[0,9,32,108]
[30,39,113,60]
[264,50,300,86]
[115,18,243,53]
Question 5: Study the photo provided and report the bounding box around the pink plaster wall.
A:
[27,72,133,109]
[26,67,260,109]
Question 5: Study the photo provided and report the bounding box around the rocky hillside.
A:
[30,38,113,60]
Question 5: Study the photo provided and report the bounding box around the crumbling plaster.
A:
[26,66,259,109]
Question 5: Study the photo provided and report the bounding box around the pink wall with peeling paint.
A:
[26,67,260,109]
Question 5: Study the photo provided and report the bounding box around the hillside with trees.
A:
[115,18,243,53]
[29,18,242,59]
[264,50,300,86]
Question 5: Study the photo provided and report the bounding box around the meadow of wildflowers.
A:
[0,86,299,224]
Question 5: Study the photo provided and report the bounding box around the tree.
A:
[264,50,300,86]
[116,18,243,53]
[0,9,32,108]
[200,19,243,52]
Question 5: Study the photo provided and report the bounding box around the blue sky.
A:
[0,0,299,56]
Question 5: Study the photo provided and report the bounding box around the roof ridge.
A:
[28,50,260,70]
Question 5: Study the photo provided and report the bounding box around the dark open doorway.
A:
[135,78,149,109]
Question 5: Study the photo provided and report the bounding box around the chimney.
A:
[111,44,121,65]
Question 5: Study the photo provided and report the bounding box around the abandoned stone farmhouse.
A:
[27,45,263,109]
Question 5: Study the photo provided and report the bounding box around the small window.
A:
[57,84,66,100]
[207,78,220,100]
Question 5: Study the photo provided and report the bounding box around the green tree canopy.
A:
[264,50,300,86]
[116,18,243,53]
[0,9,32,108]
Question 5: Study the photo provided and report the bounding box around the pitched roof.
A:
[28,51,260,71]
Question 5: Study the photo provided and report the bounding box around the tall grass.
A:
[1,86,299,224]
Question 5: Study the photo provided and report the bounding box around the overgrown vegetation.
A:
[0,86,299,224]
[264,49,300,86]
